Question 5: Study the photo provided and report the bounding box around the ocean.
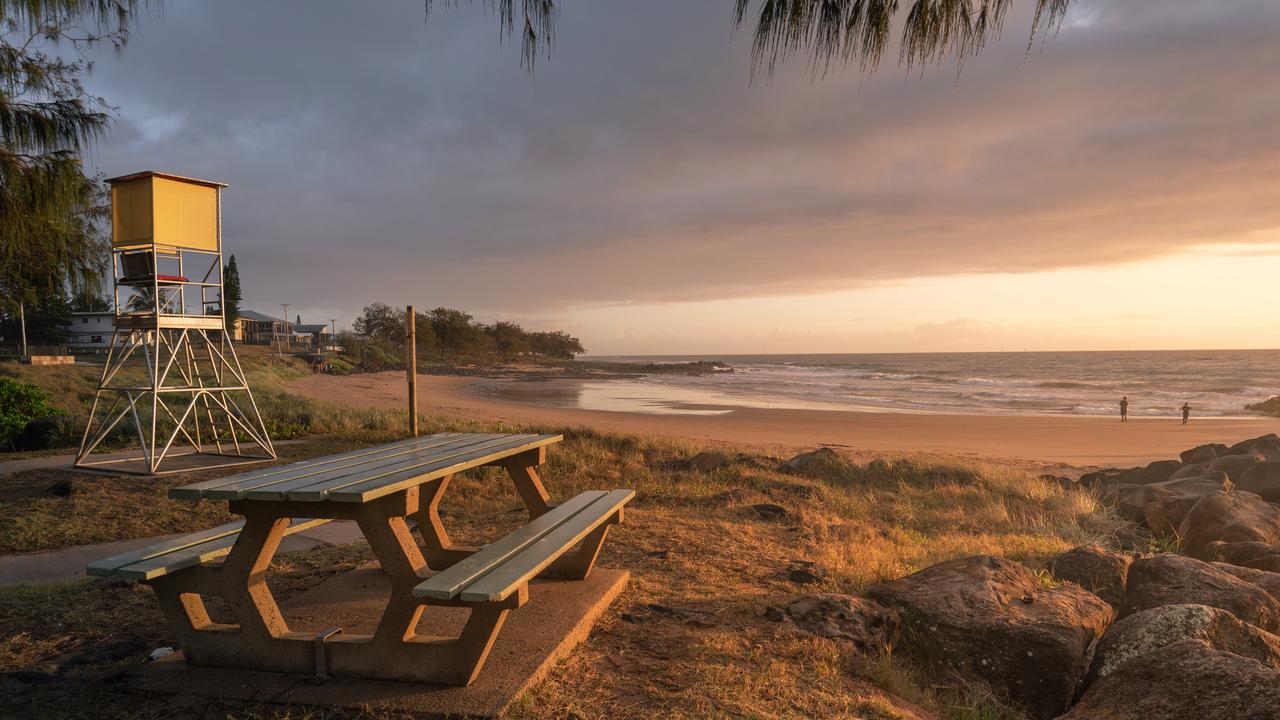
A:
[572,350,1280,418]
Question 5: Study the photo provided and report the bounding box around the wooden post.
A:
[18,301,27,357]
[406,305,418,437]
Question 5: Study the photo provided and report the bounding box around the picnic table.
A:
[87,432,634,686]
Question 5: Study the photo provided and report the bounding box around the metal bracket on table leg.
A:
[314,626,343,680]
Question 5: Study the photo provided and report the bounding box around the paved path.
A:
[0,521,367,587]
[0,439,312,475]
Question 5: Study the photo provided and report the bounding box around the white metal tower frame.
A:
[75,183,276,475]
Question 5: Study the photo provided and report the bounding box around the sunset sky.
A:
[82,0,1280,355]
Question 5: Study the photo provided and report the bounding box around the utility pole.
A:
[280,303,290,354]
[18,301,28,357]
[406,305,418,437]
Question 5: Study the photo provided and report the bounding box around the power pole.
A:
[18,301,27,357]
[406,305,418,437]
[280,303,290,354]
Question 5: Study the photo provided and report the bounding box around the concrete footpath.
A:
[0,438,312,475]
[0,520,367,587]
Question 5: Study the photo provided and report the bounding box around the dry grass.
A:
[0,368,1132,719]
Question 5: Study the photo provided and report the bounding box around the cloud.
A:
[81,0,1280,326]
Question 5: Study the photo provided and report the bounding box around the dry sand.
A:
[288,371,1280,468]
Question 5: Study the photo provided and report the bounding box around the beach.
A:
[288,371,1280,468]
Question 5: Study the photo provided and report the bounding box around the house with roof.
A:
[66,311,118,350]
[234,310,285,345]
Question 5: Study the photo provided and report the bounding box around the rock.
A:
[1238,462,1280,503]
[752,503,788,520]
[1178,490,1280,560]
[785,560,826,585]
[1151,480,1232,529]
[1227,434,1280,461]
[1209,452,1265,481]
[1088,604,1280,686]
[1084,460,1185,495]
[1062,639,1280,720]
[1203,540,1278,565]
[1048,545,1131,607]
[779,447,844,476]
[1241,554,1280,573]
[1130,460,1185,485]
[784,594,898,655]
[708,488,750,506]
[1079,468,1126,491]
[1121,554,1280,632]
[1182,443,1230,465]
[789,568,822,584]
[688,451,729,472]
[867,555,1111,720]
[1111,483,1150,521]
[1169,462,1212,480]
[1135,477,1228,534]
[1212,563,1280,603]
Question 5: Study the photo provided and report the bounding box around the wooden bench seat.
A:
[86,517,330,581]
[415,489,634,603]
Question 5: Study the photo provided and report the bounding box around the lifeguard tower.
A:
[75,171,275,475]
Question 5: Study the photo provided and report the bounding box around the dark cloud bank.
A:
[85,0,1280,322]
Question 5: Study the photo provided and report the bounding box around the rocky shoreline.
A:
[416,358,732,381]
[766,435,1280,720]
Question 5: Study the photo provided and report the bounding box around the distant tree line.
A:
[346,302,584,367]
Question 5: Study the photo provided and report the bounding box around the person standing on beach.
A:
[1182,403,1191,425]
[1120,397,1129,422]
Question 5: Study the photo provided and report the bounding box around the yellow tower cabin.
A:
[76,172,275,474]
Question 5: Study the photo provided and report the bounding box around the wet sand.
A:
[288,371,1280,468]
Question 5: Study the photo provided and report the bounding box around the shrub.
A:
[0,378,62,447]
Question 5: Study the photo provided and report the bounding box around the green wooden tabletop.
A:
[169,432,562,504]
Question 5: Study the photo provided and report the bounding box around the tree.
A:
[485,320,530,357]
[529,330,584,360]
[427,307,489,360]
[223,254,242,330]
[0,291,71,345]
[296,313,301,326]
[427,1,1071,76]
[353,302,406,344]
[1,0,143,315]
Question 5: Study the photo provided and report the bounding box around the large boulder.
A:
[1088,604,1280,684]
[1048,545,1131,607]
[1062,639,1280,720]
[867,555,1111,720]
[1136,477,1228,535]
[1209,453,1265,482]
[1129,460,1184,485]
[1238,462,1280,503]
[1213,563,1280,603]
[1181,443,1230,465]
[1241,554,1280,573]
[1121,554,1280,632]
[1178,491,1280,560]
[1227,434,1280,461]
[1082,460,1183,492]
[1203,540,1279,565]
